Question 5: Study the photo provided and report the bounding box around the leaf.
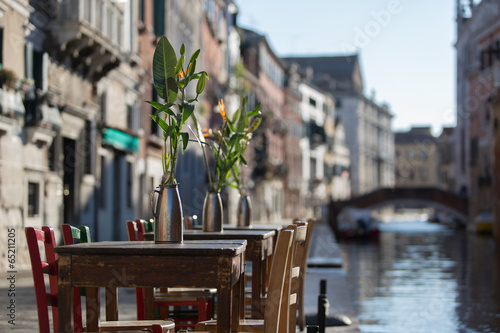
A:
[196,72,206,95]
[248,103,261,117]
[182,101,195,125]
[153,36,178,99]
[146,101,165,109]
[151,115,174,136]
[147,102,176,116]
[232,109,240,124]
[166,77,178,104]
[188,115,205,145]
[249,117,262,133]
[181,132,189,152]
[239,155,248,165]
[189,49,201,64]
[189,59,196,76]
[180,43,185,56]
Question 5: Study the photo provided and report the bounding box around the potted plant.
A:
[192,97,261,231]
[148,36,208,243]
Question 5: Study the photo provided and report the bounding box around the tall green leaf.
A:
[153,36,178,101]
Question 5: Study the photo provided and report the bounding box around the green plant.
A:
[147,36,208,185]
[0,68,17,89]
[192,97,261,192]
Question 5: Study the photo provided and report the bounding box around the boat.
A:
[337,207,380,239]
[474,211,493,234]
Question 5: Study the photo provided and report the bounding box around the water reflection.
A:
[341,220,500,333]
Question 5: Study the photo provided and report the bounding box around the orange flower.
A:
[202,128,210,138]
[218,99,226,121]
[178,62,191,79]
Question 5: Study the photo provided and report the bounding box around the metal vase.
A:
[202,191,223,232]
[152,184,183,243]
[237,193,252,227]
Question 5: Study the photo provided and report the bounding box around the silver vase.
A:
[202,191,223,232]
[152,183,183,243]
[237,193,252,227]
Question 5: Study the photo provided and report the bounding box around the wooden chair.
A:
[126,220,215,329]
[195,228,296,333]
[56,224,175,332]
[295,218,316,331]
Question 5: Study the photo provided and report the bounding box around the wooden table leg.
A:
[144,287,155,320]
[58,255,73,333]
[105,286,118,321]
[251,254,263,318]
[86,287,100,332]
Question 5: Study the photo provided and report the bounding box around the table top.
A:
[54,240,247,256]
[183,229,275,240]
[193,224,285,231]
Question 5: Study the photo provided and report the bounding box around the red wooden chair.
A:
[126,219,215,329]
[26,225,175,333]
[25,226,60,333]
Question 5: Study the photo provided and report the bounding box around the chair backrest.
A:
[126,220,147,241]
[62,224,91,245]
[185,216,193,230]
[293,218,316,331]
[263,229,294,333]
[25,226,59,333]
[283,223,308,332]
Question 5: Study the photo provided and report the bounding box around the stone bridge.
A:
[328,187,468,235]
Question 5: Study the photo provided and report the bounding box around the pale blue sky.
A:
[234,0,456,135]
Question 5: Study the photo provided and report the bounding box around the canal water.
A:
[340,220,500,333]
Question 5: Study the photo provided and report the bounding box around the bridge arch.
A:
[328,187,468,234]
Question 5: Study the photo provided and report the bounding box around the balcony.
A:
[46,0,137,81]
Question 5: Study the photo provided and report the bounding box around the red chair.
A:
[26,225,175,333]
[25,226,60,333]
[126,219,215,329]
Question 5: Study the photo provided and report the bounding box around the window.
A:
[0,28,3,67]
[139,0,145,23]
[99,156,106,208]
[101,92,107,124]
[28,182,40,217]
[126,161,133,208]
[309,98,316,107]
[84,120,92,175]
[153,0,165,36]
[127,104,133,130]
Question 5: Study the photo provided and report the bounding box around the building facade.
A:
[395,127,439,187]
[239,28,287,223]
[285,55,395,196]
[455,0,500,231]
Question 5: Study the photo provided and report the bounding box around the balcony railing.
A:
[47,0,135,81]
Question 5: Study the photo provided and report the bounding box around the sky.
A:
[234,0,457,136]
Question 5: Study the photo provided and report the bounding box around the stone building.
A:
[285,55,395,196]
[438,127,456,191]
[455,0,499,232]
[297,81,335,217]
[283,63,305,219]
[329,118,351,201]
[394,127,439,188]
[239,28,287,223]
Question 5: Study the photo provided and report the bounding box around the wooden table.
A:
[145,229,275,318]
[55,240,246,333]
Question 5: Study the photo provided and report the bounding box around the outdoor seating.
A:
[126,219,216,329]
[55,225,176,332]
[195,228,296,333]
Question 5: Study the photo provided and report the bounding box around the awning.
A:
[41,104,63,129]
[102,127,139,153]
